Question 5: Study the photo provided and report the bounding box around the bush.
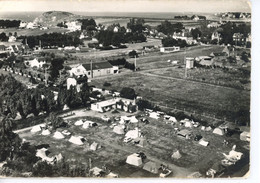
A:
[103,82,111,87]
[120,87,136,99]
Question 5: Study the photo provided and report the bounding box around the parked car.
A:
[123,137,132,143]
[159,169,172,178]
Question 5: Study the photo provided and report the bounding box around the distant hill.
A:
[33,11,84,27]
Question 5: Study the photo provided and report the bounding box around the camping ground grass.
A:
[17,109,249,177]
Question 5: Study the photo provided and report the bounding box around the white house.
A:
[65,21,81,32]
[113,26,119,33]
[211,32,222,42]
[8,36,16,43]
[26,22,38,29]
[160,46,180,53]
[27,58,46,68]
[69,64,88,77]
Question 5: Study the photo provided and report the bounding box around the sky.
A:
[0,0,251,13]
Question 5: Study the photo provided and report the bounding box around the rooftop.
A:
[83,61,113,71]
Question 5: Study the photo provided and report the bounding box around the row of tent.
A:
[74,119,98,128]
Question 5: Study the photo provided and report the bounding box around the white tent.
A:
[149,112,159,119]
[31,125,44,133]
[130,116,138,123]
[90,142,99,151]
[82,121,94,129]
[213,128,224,135]
[169,116,177,122]
[62,130,71,136]
[54,153,63,162]
[63,104,69,110]
[240,131,250,142]
[121,116,131,121]
[205,126,212,131]
[201,126,206,131]
[119,119,125,125]
[69,136,85,145]
[171,150,182,159]
[36,148,54,163]
[223,150,243,161]
[90,167,104,176]
[185,121,192,128]
[199,139,209,146]
[113,125,125,134]
[53,131,65,139]
[106,172,119,178]
[74,119,84,126]
[143,161,160,174]
[125,128,141,139]
[41,129,51,136]
[126,153,142,166]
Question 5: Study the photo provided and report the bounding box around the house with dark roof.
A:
[69,61,119,78]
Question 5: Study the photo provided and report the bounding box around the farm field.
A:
[91,72,250,121]
[17,108,249,177]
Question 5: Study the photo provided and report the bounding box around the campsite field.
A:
[17,108,249,177]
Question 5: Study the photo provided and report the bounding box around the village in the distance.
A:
[0,7,251,178]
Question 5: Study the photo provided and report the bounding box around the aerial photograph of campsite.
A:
[0,0,252,179]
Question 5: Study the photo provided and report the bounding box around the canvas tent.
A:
[113,125,125,135]
[53,131,65,139]
[41,129,51,136]
[169,116,177,122]
[62,130,71,136]
[106,172,119,178]
[90,142,99,151]
[83,121,97,129]
[63,104,69,110]
[223,150,243,162]
[36,148,54,163]
[177,129,191,139]
[205,126,212,131]
[90,167,104,176]
[143,161,160,174]
[125,128,141,139]
[149,112,160,119]
[185,121,192,128]
[171,150,182,159]
[126,153,143,166]
[199,139,209,146]
[130,116,138,123]
[240,131,250,142]
[134,137,147,147]
[74,119,84,126]
[213,128,224,135]
[69,136,85,145]
[31,124,45,133]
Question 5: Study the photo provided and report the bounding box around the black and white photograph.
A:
[0,0,257,180]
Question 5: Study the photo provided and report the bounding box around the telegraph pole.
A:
[134,55,137,71]
[184,47,187,78]
[90,59,93,79]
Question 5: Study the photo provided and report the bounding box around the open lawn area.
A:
[91,72,250,121]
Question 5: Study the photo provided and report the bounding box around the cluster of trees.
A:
[96,30,146,47]
[107,57,135,71]
[21,33,82,48]
[0,20,21,28]
[127,18,146,33]
[157,21,184,35]
[120,87,136,100]
[219,22,251,45]
[162,37,187,47]
[0,32,8,41]
[190,28,202,39]
[56,22,68,28]
[78,18,97,31]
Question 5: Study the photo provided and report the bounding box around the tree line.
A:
[0,20,21,28]
[20,33,82,48]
